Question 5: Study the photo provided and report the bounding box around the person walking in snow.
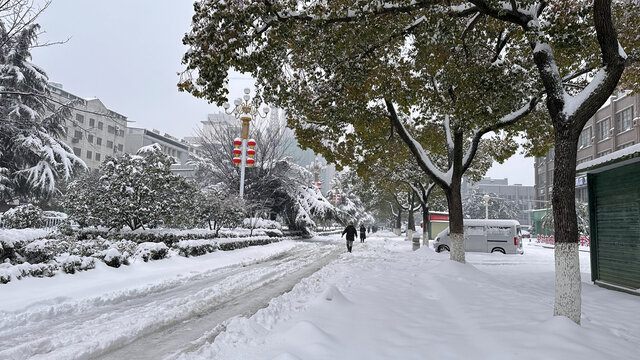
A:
[359,225,367,243]
[342,223,357,253]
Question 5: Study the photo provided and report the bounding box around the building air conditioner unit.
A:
[633,117,639,127]
[72,137,80,143]
[590,137,595,144]
[609,128,614,135]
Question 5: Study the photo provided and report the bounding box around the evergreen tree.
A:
[0,21,84,204]
[64,145,195,231]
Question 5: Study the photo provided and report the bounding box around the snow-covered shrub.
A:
[2,205,44,229]
[217,237,278,251]
[102,248,127,268]
[134,242,169,262]
[243,217,282,230]
[57,254,95,274]
[10,262,58,280]
[175,239,218,257]
[95,239,135,268]
[20,239,58,264]
[0,268,11,284]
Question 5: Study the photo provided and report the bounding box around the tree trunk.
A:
[395,207,402,235]
[552,128,581,324]
[407,192,416,232]
[447,178,465,263]
[422,205,429,245]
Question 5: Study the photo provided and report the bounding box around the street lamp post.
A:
[483,194,490,219]
[223,88,269,198]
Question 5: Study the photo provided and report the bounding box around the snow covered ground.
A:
[1,232,639,359]
[180,232,640,360]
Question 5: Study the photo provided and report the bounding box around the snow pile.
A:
[180,235,640,360]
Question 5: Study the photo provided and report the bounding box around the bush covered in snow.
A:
[175,239,219,257]
[0,262,58,283]
[22,239,58,264]
[57,254,96,274]
[134,242,169,262]
[243,217,282,230]
[2,204,44,229]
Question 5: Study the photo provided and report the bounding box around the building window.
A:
[95,153,101,161]
[119,129,125,137]
[73,147,81,156]
[107,125,115,134]
[578,127,591,149]
[88,134,94,143]
[577,156,593,165]
[73,130,82,139]
[97,137,102,145]
[107,140,113,149]
[615,106,633,133]
[86,150,92,159]
[98,122,104,130]
[117,144,123,152]
[616,141,635,151]
[596,117,610,141]
[76,114,84,123]
[597,149,611,158]
[89,118,95,127]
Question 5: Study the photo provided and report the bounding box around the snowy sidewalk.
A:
[181,232,640,360]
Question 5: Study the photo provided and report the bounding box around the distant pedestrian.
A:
[342,223,357,253]
[359,225,367,243]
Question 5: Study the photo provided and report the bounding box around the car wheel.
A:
[491,247,506,254]
[438,245,450,252]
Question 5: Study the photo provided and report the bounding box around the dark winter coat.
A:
[359,225,367,239]
[342,225,357,241]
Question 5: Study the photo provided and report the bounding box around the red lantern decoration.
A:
[233,138,242,147]
[247,149,256,157]
[246,158,255,167]
[233,148,242,156]
[247,139,257,148]
[232,157,242,166]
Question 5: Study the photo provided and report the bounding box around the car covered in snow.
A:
[433,219,524,255]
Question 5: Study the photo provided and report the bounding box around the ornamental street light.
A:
[223,88,269,198]
[483,194,491,219]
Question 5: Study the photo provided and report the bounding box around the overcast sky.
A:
[31,0,534,186]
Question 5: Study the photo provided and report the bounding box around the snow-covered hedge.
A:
[0,226,293,283]
[2,204,44,229]
[57,254,96,274]
[0,262,58,284]
[134,242,169,262]
[22,239,58,264]
[175,239,219,257]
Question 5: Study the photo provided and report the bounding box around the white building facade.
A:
[49,83,128,172]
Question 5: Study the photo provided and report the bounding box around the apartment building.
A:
[125,128,193,165]
[535,92,640,206]
[49,83,128,172]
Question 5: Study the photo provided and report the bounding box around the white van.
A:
[433,219,523,254]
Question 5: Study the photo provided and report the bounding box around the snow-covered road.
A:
[0,239,342,360]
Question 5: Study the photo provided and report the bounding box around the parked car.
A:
[433,219,524,254]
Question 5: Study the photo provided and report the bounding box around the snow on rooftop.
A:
[577,143,640,172]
